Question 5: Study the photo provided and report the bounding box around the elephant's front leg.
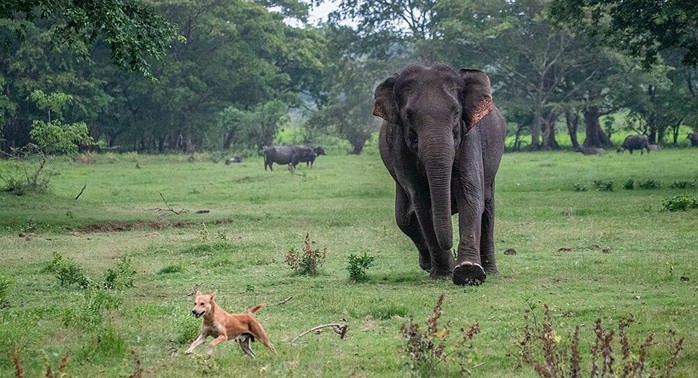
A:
[394,184,431,271]
[451,163,487,286]
[408,189,455,279]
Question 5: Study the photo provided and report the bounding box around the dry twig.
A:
[290,320,348,343]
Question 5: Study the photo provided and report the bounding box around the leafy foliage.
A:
[346,252,375,282]
[662,196,698,212]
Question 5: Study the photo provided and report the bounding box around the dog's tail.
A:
[247,304,265,314]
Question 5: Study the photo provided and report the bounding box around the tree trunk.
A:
[541,110,560,150]
[529,113,542,151]
[582,105,611,147]
[565,111,580,149]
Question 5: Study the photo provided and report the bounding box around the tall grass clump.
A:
[400,293,481,376]
[519,304,685,377]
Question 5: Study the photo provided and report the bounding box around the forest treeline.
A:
[1,0,696,155]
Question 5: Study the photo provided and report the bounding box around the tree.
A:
[0,0,177,76]
[549,0,698,67]
[218,100,290,153]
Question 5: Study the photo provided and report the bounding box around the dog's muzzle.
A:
[192,310,204,318]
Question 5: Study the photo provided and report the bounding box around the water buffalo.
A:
[647,144,660,152]
[617,135,650,154]
[687,132,698,147]
[297,146,326,167]
[264,145,315,171]
[577,146,606,155]
[225,155,242,165]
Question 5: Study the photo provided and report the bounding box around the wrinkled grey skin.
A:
[687,132,698,147]
[617,135,650,154]
[647,144,660,152]
[374,63,506,286]
[263,145,316,171]
[577,147,606,155]
[297,146,326,167]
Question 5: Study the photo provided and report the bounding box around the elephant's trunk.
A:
[423,143,455,251]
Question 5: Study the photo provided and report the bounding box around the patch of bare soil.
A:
[78,219,231,233]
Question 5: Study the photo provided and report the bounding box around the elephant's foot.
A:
[419,253,432,271]
[452,262,486,286]
[482,263,499,275]
[429,267,452,280]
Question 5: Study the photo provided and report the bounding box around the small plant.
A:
[102,257,136,289]
[157,265,185,274]
[593,180,613,191]
[347,252,375,282]
[519,304,685,377]
[669,180,696,189]
[637,179,661,189]
[623,179,635,190]
[47,252,92,289]
[573,182,587,192]
[285,233,327,276]
[62,288,123,328]
[400,293,481,376]
[662,195,698,212]
[0,274,13,307]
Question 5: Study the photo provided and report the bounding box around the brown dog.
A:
[185,290,277,357]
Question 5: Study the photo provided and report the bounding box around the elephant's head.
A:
[373,64,494,251]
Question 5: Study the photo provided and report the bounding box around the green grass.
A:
[1,148,697,377]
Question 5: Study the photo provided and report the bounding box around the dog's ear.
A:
[195,289,202,296]
[209,291,217,299]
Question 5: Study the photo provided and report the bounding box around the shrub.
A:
[157,265,185,274]
[519,304,685,377]
[593,180,613,191]
[400,293,480,376]
[102,257,136,289]
[47,252,92,289]
[637,179,661,189]
[669,180,696,189]
[285,233,327,276]
[0,275,13,306]
[623,179,635,190]
[573,182,587,192]
[62,288,123,328]
[662,196,698,212]
[347,252,375,282]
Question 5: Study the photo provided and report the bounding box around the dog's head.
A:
[191,290,216,318]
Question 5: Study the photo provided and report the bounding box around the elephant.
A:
[687,132,698,147]
[263,145,315,171]
[577,146,606,155]
[296,146,326,167]
[617,135,650,154]
[373,63,506,286]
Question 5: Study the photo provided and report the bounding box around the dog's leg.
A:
[237,334,256,359]
[249,319,278,355]
[206,335,228,356]
[185,333,207,354]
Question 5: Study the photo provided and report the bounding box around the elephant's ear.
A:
[373,74,399,124]
[459,69,493,130]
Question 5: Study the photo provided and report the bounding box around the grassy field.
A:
[1,147,697,377]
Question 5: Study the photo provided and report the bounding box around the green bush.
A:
[662,196,698,212]
[46,252,92,289]
[623,179,635,190]
[593,180,613,191]
[638,179,661,189]
[573,182,588,192]
[0,275,13,306]
[669,180,696,189]
[102,257,136,289]
[347,252,375,282]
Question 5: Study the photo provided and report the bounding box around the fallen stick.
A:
[75,184,87,200]
[290,320,348,343]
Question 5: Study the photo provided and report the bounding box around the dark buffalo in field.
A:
[688,132,698,147]
[617,135,650,154]
[297,146,326,167]
[264,145,316,171]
